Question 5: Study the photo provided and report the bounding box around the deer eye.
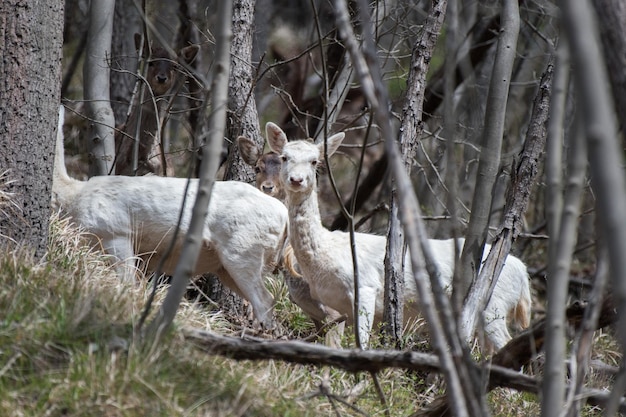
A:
[280,155,287,162]
[254,167,261,174]
[311,160,318,167]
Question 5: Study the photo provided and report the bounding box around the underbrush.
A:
[0,215,619,416]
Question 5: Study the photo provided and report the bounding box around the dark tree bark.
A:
[110,0,141,124]
[0,0,64,258]
[222,0,262,183]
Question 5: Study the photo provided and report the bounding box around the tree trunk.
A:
[205,0,261,321]
[0,0,64,258]
[110,0,142,124]
[458,0,520,340]
[540,46,573,417]
[83,0,116,177]
[591,0,626,133]
[559,0,626,413]
[223,0,262,183]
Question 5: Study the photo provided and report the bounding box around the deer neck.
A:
[287,188,327,270]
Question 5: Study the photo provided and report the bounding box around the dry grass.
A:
[0,211,620,416]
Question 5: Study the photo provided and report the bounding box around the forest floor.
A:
[0,215,619,417]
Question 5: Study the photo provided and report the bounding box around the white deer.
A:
[52,106,288,327]
[237,136,344,333]
[265,122,531,349]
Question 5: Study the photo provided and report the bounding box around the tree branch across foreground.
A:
[182,296,621,413]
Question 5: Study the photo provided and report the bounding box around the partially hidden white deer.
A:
[265,122,531,349]
[52,106,288,327]
[237,136,343,332]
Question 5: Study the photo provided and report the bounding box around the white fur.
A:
[237,136,343,331]
[266,121,531,349]
[52,106,289,327]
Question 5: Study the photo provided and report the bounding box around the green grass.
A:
[0,214,619,416]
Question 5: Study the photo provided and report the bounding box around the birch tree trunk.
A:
[0,0,64,258]
[83,0,116,177]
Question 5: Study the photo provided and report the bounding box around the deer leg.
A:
[217,264,275,329]
[101,235,137,282]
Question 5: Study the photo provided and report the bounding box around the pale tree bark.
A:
[460,59,552,345]
[591,0,626,133]
[0,0,64,258]
[335,1,487,416]
[146,0,232,339]
[83,0,116,177]
[559,0,626,413]
[444,0,463,313]
[458,0,520,341]
[554,120,589,417]
[540,41,572,417]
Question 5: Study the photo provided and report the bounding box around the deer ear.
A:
[237,136,261,166]
[266,122,288,154]
[319,132,345,158]
[179,44,199,64]
[134,33,149,57]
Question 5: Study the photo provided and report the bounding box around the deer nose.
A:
[156,74,168,84]
[289,176,304,186]
[261,184,275,194]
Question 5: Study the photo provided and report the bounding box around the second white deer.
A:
[265,122,531,349]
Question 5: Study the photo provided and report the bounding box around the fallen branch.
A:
[182,295,620,414]
[183,328,441,373]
